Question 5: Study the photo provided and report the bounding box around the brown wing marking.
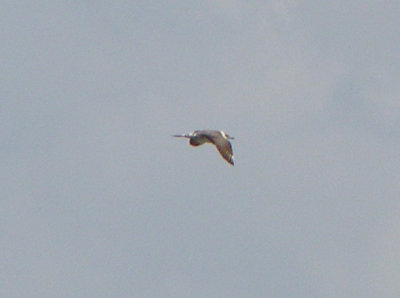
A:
[190,138,203,146]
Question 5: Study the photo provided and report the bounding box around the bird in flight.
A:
[172,130,235,165]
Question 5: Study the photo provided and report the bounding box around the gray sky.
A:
[2,1,400,297]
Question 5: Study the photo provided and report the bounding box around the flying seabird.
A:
[172,130,235,165]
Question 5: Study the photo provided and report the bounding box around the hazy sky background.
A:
[2,1,400,297]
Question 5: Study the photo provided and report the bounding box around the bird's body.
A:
[172,130,235,165]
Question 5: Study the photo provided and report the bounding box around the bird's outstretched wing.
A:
[211,136,234,165]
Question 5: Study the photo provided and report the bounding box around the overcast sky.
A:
[2,1,400,297]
